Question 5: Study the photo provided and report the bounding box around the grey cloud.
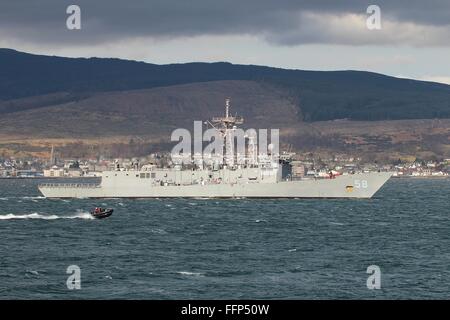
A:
[0,0,449,46]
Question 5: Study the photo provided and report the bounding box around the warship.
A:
[38,99,391,198]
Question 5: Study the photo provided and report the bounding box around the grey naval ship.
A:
[39,99,391,199]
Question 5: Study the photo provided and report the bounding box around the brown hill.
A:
[0,80,449,161]
[0,80,300,139]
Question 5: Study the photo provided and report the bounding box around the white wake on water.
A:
[177,271,204,277]
[21,196,46,200]
[0,211,94,220]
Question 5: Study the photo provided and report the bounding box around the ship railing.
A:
[38,183,100,189]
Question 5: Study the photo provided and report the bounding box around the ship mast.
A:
[211,98,243,166]
[225,98,229,118]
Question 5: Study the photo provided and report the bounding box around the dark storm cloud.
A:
[0,0,449,45]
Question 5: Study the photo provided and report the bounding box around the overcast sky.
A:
[0,0,449,84]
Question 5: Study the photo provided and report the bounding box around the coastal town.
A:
[1,151,449,179]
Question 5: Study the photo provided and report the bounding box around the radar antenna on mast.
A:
[212,98,244,128]
[225,98,230,118]
[210,98,244,166]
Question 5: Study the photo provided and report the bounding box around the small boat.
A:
[90,207,113,219]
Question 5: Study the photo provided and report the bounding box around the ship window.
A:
[136,174,139,177]
[146,173,150,178]
[151,173,156,178]
[140,173,145,178]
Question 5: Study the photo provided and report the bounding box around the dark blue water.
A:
[0,178,448,299]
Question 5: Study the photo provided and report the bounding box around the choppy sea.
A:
[0,178,448,299]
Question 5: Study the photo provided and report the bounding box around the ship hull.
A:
[38,172,392,199]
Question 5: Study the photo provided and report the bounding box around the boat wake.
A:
[0,212,94,220]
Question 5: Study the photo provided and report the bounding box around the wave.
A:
[151,228,168,234]
[329,222,345,226]
[25,270,40,276]
[0,196,45,200]
[177,271,204,277]
[0,212,94,220]
[21,196,46,200]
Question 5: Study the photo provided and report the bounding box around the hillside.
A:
[0,80,300,138]
[1,48,450,122]
[0,80,449,161]
[0,49,449,160]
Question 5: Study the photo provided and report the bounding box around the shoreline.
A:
[392,175,449,179]
[0,176,99,180]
